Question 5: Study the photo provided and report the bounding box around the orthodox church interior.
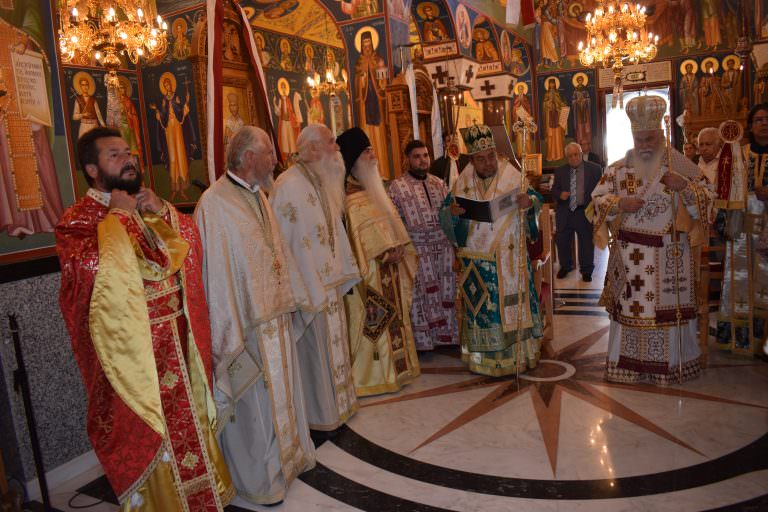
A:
[0,0,767,511]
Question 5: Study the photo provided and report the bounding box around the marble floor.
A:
[42,248,768,511]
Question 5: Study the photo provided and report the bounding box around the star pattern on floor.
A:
[361,325,768,477]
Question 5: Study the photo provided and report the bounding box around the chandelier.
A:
[307,68,347,96]
[578,1,658,107]
[58,0,168,79]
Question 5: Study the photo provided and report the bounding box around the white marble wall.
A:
[0,272,90,483]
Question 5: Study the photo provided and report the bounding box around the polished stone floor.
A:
[46,248,768,511]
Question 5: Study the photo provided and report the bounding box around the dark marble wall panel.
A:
[0,273,89,482]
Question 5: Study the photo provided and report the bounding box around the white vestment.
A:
[194,175,316,503]
[272,162,361,430]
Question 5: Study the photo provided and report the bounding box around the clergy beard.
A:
[99,162,142,195]
[632,146,664,180]
[353,158,400,228]
[310,150,346,220]
[257,173,275,195]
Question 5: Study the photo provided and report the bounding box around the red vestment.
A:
[56,193,231,509]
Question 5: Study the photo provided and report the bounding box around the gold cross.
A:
[619,174,641,194]
[630,301,644,316]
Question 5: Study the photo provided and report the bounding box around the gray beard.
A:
[352,159,402,233]
[631,147,665,180]
[307,151,346,221]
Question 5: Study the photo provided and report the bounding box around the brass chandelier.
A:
[578,1,658,106]
[58,0,168,78]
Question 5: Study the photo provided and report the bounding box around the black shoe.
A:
[582,273,592,282]
[263,500,284,507]
[557,268,570,279]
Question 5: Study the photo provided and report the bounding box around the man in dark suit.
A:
[430,132,470,190]
[551,142,602,282]
[580,140,604,167]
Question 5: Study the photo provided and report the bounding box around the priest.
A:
[56,127,233,510]
[337,128,420,395]
[592,95,714,384]
[271,123,361,433]
[194,126,316,505]
[388,140,458,350]
[440,124,544,377]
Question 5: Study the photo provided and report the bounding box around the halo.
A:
[545,76,560,89]
[73,71,96,95]
[568,1,583,17]
[572,72,589,87]
[680,59,698,75]
[472,27,489,41]
[515,82,528,95]
[277,77,290,95]
[701,56,719,73]
[416,1,440,19]
[304,44,314,57]
[279,37,291,53]
[243,6,256,19]
[159,72,177,93]
[719,119,743,144]
[722,54,740,70]
[354,26,379,53]
[171,18,188,35]
[117,75,132,97]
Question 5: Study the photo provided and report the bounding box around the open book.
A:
[456,188,519,223]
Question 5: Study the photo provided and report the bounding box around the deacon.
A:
[56,127,233,510]
[716,104,768,355]
[271,123,360,433]
[551,142,602,282]
[194,127,316,505]
[336,128,420,395]
[592,95,713,385]
[440,125,544,377]
[388,140,459,350]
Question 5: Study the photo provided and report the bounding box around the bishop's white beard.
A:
[352,158,403,235]
[632,146,665,180]
[308,151,346,221]
[257,173,275,195]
